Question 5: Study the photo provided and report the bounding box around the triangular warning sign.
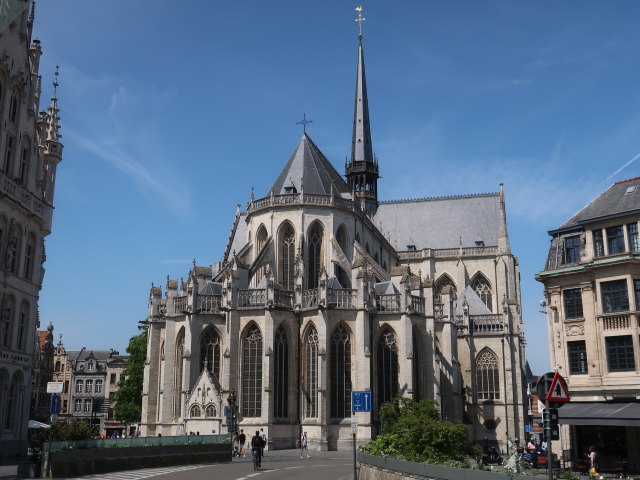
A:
[547,372,570,402]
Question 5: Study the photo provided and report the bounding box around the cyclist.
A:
[251,430,264,468]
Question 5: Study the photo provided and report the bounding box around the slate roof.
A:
[67,350,117,363]
[269,134,351,196]
[200,281,222,295]
[373,193,500,251]
[555,177,640,232]
[375,281,400,295]
[453,285,492,316]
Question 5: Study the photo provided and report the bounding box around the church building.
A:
[141,27,527,451]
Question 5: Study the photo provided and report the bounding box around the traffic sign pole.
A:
[546,399,553,480]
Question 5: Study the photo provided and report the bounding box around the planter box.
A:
[51,442,230,478]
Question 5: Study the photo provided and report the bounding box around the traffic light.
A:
[542,407,559,441]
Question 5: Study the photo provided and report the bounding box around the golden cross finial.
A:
[355,6,366,39]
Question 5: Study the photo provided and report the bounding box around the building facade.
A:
[537,177,640,472]
[104,353,129,437]
[140,34,527,450]
[0,4,63,457]
[30,322,54,423]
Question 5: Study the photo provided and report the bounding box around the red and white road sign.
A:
[546,372,570,403]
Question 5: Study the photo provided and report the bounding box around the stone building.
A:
[30,322,54,423]
[537,177,640,472]
[52,336,72,416]
[140,33,527,450]
[103,353,129,437]
[0,4,63,456]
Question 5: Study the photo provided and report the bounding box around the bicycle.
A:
[252,450,260,471]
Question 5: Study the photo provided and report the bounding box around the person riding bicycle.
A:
[251,430,264,467]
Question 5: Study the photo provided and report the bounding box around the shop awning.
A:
[558,402,640,426]
[27,420,51,429]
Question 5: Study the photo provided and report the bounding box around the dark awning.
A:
[559,402,640,427]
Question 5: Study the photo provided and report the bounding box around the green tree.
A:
[112,322,148,425]
[362,397,470,464]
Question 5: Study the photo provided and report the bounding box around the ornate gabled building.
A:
[0,3,63,457]
[141,31,526,450]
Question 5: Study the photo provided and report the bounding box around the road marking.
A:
[66,464,209,480]
[284,466,304,469]
[311,464,331,467]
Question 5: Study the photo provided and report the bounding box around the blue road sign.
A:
[50,394,61,415]
[524,424,532,433]
[351,391,372,412]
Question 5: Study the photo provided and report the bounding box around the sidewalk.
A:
[0,459,18,480]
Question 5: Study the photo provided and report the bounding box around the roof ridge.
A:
[380,192,498,204]
[615,176,640,184]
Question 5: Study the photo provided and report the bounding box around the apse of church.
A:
[140,29,526,451]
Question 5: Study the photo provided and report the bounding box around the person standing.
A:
[238,429,246,457]
[588,446,599,476]
[300,431,309,459]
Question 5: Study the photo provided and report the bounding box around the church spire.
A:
[346,6,379,217]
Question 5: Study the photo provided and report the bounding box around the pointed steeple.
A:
[498,183,511,254]
[45,66,61,143]
[345,9,379,217]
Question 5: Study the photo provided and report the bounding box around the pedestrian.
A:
[259,428,266,457]
[300,431,309,458]
[238,429,246,457]
[232,431,239,457]
[251,430,263,468]
[588,446,599,477]
[540,439,548,453]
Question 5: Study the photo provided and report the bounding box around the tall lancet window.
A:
[476,348,500,400]
[242,324,263,417]
[376,327,399,408]
[200,327,221,379]
[330,324,351,418]
[279,223,296,291]
[307,222,323,289]
[173,328,185,418]
[412,328,422,401]
[471,273,492,311]
[274,326,289,419]
[434,274,457,302]
[304,325,318,418]
[253,225,268,287]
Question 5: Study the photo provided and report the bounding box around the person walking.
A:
[588,446,599,478]
[300,431,309,458]
[238,429,246,457]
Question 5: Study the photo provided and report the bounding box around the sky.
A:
[30,1,640,374]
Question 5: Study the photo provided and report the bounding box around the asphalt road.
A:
[59,449,355,480]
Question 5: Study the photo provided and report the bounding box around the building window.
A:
[241,325,262,418]
[606,226,625,254]
[4,375,19,430]
[205,405,215,417]
[174,329,185,418]
[564,236,581,264]
[601,279,629,313]
[75,380,83,393]
[54,361,60,372]
[190,405,201,418]
[563,288,583,319]
[86,379,93,392]
[5,225,21,274]
[64,380,68,393]
[376,328,399,409]
[628,223,640,253]
[1,294,15,348]
[23,234,35,281]
[476,349,500,400]
[606,335,635,372]
[330,324,351,418]
[84,399,92,413]
[279,223,295,291]
[471,274,492,311]
[95,380,102,393]
[16,301,28,351]
[200,326,221,379]
[593,230,604,257]
[110,373,116,385]
[273,326,288,419]
[304,325,318,418]
[19,140,29,186]
[87,361,94,371]
[568,340,588,374]
[4,135,14,174]
[74,399,82,412]
[9,93,18,123]
[307,222,323,289]
[434,274,457,303]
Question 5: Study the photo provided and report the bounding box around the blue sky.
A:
[33,1,640,373]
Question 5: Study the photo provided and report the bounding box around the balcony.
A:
[471,315,504,333]
[328,288,357,309]
[597,312,634,330]
[376,294,401,313]
[410,295,425,315]
[302,289,318,310]
[173,295,187,314]
[274,289,294,310]
[197,295,222,314]
[237,289,266,309]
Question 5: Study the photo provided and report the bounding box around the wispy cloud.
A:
[109,86,133,113]
[607,152,640,181]
[66,129,192,218]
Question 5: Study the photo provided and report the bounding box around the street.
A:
[57,449,354,480]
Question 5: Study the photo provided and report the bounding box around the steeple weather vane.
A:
[355,6,366,40]
[296,113,313,134]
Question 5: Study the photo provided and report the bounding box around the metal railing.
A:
[376,294,401,313]
[237,289,266,309]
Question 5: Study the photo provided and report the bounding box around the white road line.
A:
[284,466,304,469]
[311,464,331,467]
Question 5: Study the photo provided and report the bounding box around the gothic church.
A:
[141,31,527,451]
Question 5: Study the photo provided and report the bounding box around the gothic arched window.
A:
[471,273,492,311]
[274,326,289,419]
[304,325,318,418]
[412,328,422,401]
[279,223,296,291]
[330,324,351,418]
[307,222,323,289]
[54,360,61,372]
[334,264,350,288]
[200,327,221,379]
[190,405,201,418]
[376,327,399,408]
[336,225,349,258]
[1,294,15,349]
[4,373,20,431]
[434,274,457,302]
[253,225,269,287]
[19,137,30,186]
[5,224,22,274]
[23,233,35,281]
[205,404,216,417]
[16,301,28,352]
[242,324,263,417]
[174,328,185,418]
[476,349,500,400]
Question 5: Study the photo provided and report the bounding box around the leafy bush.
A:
[361,397,471,465]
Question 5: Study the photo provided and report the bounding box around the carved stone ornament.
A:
[565,323,584,336]
[580,282,593,292]
[547,287,561,296]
